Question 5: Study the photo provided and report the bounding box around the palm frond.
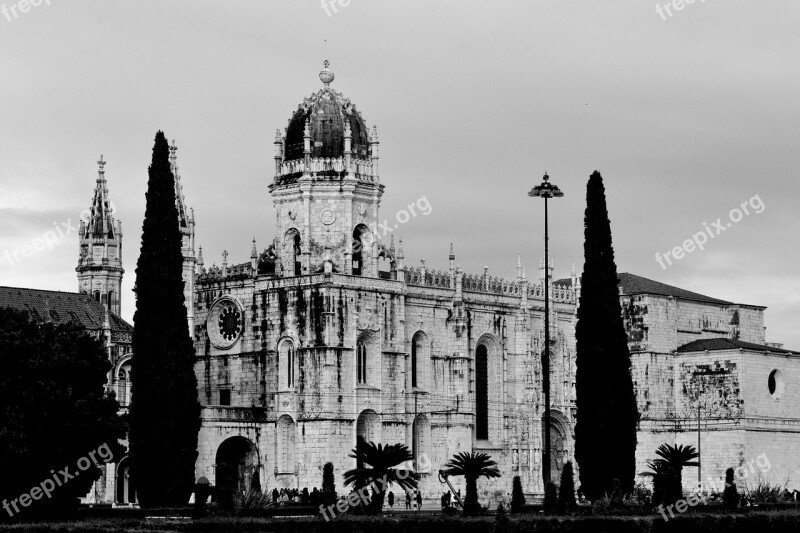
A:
[441,451,501,480]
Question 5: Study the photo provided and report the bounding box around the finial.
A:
[449,243,455,260]
[370,124,379,143]
[319,59,335,86]
[275,129,282,143]
[389,234,395,253]
[198,246,204,266]
[303,118,311,138]
[222,250,228,265]
[251,238,258,259]
[97,154,106,175]
[169,140,177,163]
[397,237,405,260]
[543,171,550,182]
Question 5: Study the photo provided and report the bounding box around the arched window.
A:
[107,290,114,311]
[411,337,418,388]
[411,332,428,389]
[356,410,380,468]
[356,341,367,384]
[117,368,129,406]
[287,345,295,388]
[94,291,101,302]
[412,414,430,472]
[277,415,296,473]
[293,234,302,276]
[278,339,295,389]
[352,224,371,276]
[475,344,489,440]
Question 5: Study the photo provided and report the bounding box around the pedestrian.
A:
[272,487,279,504]
[388,490,395,510]
[406,490,411,510]
[416,490,422,511]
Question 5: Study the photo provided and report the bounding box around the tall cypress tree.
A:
[129,131,200,507]
[574,171,638,500]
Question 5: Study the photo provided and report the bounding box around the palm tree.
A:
[441,451,501,515]
[640,460,669,506]
[343,437,419,514]
[653,444,699,504]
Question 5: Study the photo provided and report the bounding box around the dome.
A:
[283,61,372,162]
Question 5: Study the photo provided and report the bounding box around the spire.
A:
[170,139,190,230]
[197,245,204,269]
[517,252,522,280]
[78,155,123,317]
[397,237,405,260]
[85,155,115,238]
[389,234,395,254]
[449,243,455,261]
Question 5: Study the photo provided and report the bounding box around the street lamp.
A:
[528,172,564,488]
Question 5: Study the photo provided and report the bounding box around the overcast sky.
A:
[1,1,798,347]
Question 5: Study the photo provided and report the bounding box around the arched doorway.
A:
[115,456,136,504]
[542,412,569,485]
[215,437,259,502]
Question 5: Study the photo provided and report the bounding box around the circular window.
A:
[208,297,243,349]
[768,369,785,399]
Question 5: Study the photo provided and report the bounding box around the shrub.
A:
[493,504,510,533]
[322,462,336,506]
[557,462,576,514]
[543,482,558,513]
[510,476,525,512]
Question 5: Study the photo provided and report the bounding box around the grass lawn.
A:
[2,509,800,532]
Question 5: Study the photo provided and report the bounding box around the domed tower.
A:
[77,155,124,316]
[269,61,383,277]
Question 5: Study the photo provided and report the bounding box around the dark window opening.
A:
[219,389,231,406]
[476,344,489,440]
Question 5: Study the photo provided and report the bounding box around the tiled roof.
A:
[617,273,734,306]
[677,338,800,355]
[0,286,132,333]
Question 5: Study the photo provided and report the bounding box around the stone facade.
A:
[186,65,800,505]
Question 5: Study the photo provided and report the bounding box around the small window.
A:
[768,369,785,399]
[357,342,367,385]
[219,389,231,406]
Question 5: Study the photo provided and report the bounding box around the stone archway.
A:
[115,456,136,504]
[542,410,570,485]
[215,436,259,504]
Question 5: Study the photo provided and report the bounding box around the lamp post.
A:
[528,172,564,488]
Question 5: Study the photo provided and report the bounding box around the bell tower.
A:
[268,61,386,277]
[77,155,124,316]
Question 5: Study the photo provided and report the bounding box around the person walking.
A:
[405,490,411,510]
[388,490,395,511]
[416,490,422,511]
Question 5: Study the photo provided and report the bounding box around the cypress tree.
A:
[510,475,525,512]
[129,131,200,507]
[557,461,576,514]
[574,171,638,500]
